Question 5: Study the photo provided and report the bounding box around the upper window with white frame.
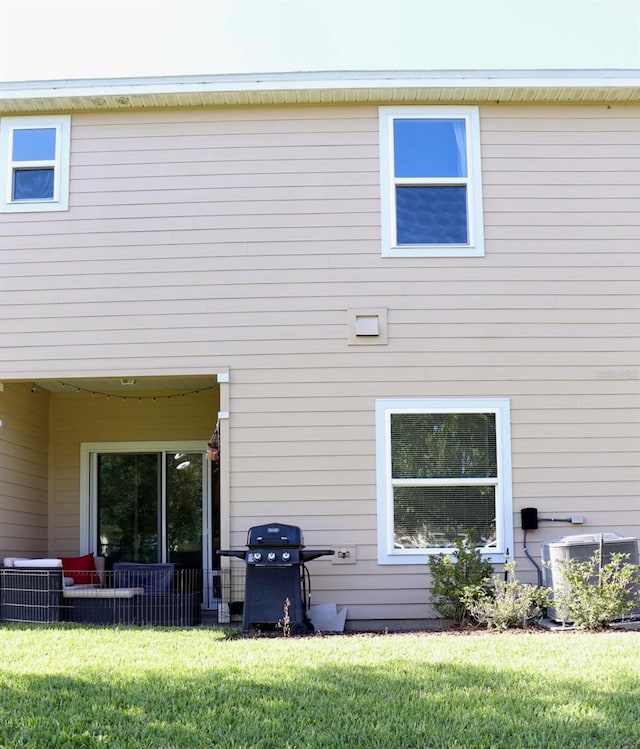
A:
[376,398,512,564]
[379,106,484,257]
[0,115,71,212]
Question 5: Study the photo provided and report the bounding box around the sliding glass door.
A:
[166,452,205,567]
[97,453,160,562]
[88,444,209,568]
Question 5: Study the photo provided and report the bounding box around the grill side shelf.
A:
[216,550,248,561]
[300,549,335,562]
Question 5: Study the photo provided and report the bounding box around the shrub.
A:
[549,550,640,630]
[428,537,493,623]
[462,561,551,631]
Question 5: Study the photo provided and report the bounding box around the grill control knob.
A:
[253,552,262,561]
[282,551,291,562]
[267,552,276,562]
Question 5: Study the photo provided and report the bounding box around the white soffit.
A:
[0,69,638,113]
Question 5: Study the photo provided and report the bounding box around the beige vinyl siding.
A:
[47,389,219,557]
[1,102,638,622]
[0,383,49,557]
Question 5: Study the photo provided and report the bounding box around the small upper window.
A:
[379,106,484,257]
[0,115,71,212]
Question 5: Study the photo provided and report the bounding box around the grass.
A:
[0,626,639,749]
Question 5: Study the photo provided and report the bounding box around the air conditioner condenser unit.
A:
[541,533,640,623]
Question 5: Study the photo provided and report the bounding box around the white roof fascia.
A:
[0,69,638,111]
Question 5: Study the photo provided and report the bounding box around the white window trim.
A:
[375,398,512,565]
[379,106,485,258]
[0,114,71,212]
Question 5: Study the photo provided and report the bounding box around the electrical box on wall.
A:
[521,507,539,530]
[332,546,356,564]
[521,507,585,530]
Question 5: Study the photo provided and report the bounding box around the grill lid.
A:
[246,523,304,548]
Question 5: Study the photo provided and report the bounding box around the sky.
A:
[1,0,639,83]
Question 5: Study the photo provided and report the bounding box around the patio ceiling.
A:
[31,375,217,397]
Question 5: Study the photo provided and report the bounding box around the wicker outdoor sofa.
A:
[0,555,201,626]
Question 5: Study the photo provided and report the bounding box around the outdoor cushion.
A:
[113,562,174,593]
[3,557,23,567]
[10,558,62,568]
[61,553,99,585]
[63,586,144,599]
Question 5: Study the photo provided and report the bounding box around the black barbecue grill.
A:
[217,522,334,635]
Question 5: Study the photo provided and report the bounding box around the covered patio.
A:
[0,373,239,625]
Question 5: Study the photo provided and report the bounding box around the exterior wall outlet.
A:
[332,546,356,564]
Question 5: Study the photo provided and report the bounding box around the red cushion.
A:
[61,553,99,584]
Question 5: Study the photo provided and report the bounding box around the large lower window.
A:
[379,106,484,257]
[376,398,512,564]
[0,115,71,212]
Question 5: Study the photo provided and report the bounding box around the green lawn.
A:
[0,626,639,749]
